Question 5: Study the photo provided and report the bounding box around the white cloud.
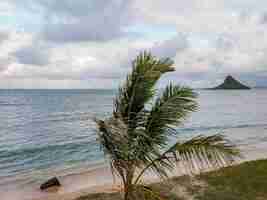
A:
[133,0,267,76]
[0,30,33,75]
[1,0,267,88]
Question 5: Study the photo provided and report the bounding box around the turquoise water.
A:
[0,89,267,185]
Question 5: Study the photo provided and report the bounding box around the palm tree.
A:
[95,51,240,200]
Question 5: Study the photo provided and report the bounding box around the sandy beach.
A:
[1,125,267,200]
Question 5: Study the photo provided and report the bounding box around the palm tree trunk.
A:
[124,166,135,200]
[124,183,132,200]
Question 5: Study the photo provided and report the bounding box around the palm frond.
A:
[94,51,241,200]
[114,51,174,131]
[134,154,174,184]
[95,117,131,184]
[95,117,128,159]
[128,84,198,181]
[145,84,198,148]
[134,134,241,184]
[166,134,242,170]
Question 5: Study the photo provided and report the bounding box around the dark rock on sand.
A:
[40,177,61,190]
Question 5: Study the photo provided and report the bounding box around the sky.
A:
[0,0,267,89]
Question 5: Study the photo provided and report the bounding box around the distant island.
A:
[212,75,251,90]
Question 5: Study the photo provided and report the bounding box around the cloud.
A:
[1,0,267,88]
[139,1,267,74]
[0,32,8,44]
[0,30,33,75]
[0,57,11,73]
[0,31,9,44]
[0,1,14,16]
[3,36,152,81]
[37,0,135,43]
[11,41,51,66]
[151,33,188,58]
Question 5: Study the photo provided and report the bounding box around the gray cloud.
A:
[151,33,188,58]
[7,0,136,43]
[261,13,267,24]
[11,42,51,66]
[42,19,123,43]
[216,35,236,50]
[0,31,9,44]
[40,0,134,43]
[0,57,11,73]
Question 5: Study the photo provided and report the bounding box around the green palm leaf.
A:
[166,134,241,169]
[95,51,241,200]
[145,84,198,148]
[114,51,174,131]
[134,134,241,184]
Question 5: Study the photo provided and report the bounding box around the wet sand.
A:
[1,126,267,200]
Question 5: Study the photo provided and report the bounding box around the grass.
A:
[76,159,267,200]
[195,159,267,200]
[77,193,122,200]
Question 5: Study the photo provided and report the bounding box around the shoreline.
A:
[1,126,267,200]
[1,149,267,200]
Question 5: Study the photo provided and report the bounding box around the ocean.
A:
[0,89,267,187]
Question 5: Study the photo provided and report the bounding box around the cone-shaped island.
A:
[213,75,251,90]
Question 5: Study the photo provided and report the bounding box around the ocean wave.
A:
[5,122,262,160]
[4,112,96,130]
[0,103,27,106]
[178,123,267,133]
[0,140,101,172]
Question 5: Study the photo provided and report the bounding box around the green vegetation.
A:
[77,159,267,200]
[213,75,251,90]
[95,52,240,200]
[196,159,267,200]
